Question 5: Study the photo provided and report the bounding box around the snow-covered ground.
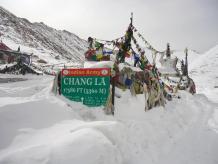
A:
[0,44,218,164]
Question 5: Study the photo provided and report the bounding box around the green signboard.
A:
[61,68,110,107]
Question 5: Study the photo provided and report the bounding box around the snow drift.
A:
[0,73,218,164]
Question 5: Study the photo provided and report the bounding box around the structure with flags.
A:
[0,41,42,75]
[82,13,196,112]
[52,13,196,113]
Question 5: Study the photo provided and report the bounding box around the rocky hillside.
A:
[0,6,87,62]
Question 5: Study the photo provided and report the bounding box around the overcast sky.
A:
[1,0,218,52]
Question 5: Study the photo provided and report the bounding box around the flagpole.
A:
[130,12,133,26]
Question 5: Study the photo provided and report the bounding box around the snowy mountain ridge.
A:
[0,6,87,62]
[190,44,218,102]
[190,44,218,70]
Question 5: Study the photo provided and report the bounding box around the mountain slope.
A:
[0,6,87,62]
[190,44,218,102]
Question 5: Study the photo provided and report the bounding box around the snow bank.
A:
[0,121,123,164]
[0,74,217,164]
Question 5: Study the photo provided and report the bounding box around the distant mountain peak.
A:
[0,6,87,62]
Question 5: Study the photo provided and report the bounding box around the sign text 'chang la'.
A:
[63,77,106,86]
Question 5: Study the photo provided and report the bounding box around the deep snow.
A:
[0,70,218,164]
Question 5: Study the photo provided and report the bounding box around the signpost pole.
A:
[111,77,115,115]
